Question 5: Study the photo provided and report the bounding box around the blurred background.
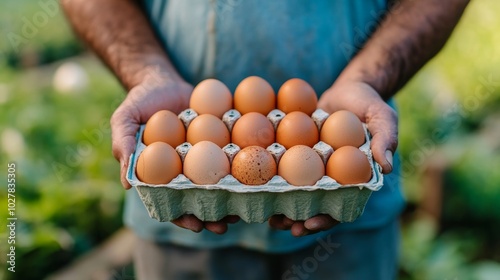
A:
[1,1,499,279]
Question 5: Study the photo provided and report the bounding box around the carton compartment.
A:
[136,185,372,223]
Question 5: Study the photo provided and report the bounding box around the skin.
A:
[62,0,470,237]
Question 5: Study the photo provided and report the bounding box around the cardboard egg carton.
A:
[127,109,384,223]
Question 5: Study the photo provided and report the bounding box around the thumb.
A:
[117,135,137,190]
[366,107,398,174]
[111,107,140,189]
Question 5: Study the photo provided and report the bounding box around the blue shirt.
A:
[125,0,405,253]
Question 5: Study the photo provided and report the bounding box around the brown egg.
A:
[186,114,230,148]
[190,79,232,118]
[326,146,372,184]
[320,110,365,150]
[277,78,318,115]
[143,110,186,147]
[231,146,277,185]
[136,142,182,184]
[234,76,276,115]
[278,145,325,186]
[231,112,275,148]
[276,111,319,149]
[183,141,230,184]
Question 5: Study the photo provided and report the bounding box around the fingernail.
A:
[306,220,320,231]
[192,225,203,233]
[385,150,393,171]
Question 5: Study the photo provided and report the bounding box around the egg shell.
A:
[143,110,186,147]
[136,142,182,184]
[326,146,372,184]
[277,78,318,116]
[320,110,365,149]
[234,76,276,115]
[276,111,319,149]
[231,112,275,148]
[278,145,325,186]
[190,79,233,118]
[186,114,231,148]
[183,141,230,185]
[232,146,277,185]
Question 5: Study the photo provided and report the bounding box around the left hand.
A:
[268,80,398,236]
[318,80,398,174]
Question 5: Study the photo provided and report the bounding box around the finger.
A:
[268,215,289,230]
[291,222,310,237]
[120,158,132,190]
[283,216,295,227]
[117,134,136,190]
[367,107,398,174]
[370,132,397,174]
[111,106,140,189]
[172,214,204,233]
[304,215,339,231]
[204,222,228,234]
[221,215,240,224]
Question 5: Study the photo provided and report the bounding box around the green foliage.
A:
[443,148,500,233]
[0,0,84,68]
[0,54,125,279]
[397,2,500,193]
[399,217,500,280]
[396,1,500,279]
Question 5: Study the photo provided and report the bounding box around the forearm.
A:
[336,0,470,99]
[61,0,183,90]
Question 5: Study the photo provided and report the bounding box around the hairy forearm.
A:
[61,0,182,90]
[338,0,470,99]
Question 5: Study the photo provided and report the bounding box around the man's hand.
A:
[268,81,397,237]
[110,71,192,190]
[318,81,399,174]
[110,73,240,234]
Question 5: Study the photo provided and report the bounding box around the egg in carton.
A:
[127,108,384,223]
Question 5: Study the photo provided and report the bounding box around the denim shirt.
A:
[125,0,405,253]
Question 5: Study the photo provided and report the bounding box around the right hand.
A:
[110,71,239,234]
[111,71,192,190]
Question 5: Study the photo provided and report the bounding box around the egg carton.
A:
[127,109,384,223]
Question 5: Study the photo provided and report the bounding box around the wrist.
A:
[335,60,394,100]
[318,80,386,118]
[126,54,185,90]
[128,73,192,115]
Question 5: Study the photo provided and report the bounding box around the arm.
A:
[319,0,470,173]
[338,0,470,99]
[337,0,471,100]
[272,0,470,236]
[61,0,184,92]
[61,0,190,177]
[62,0,237,234]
